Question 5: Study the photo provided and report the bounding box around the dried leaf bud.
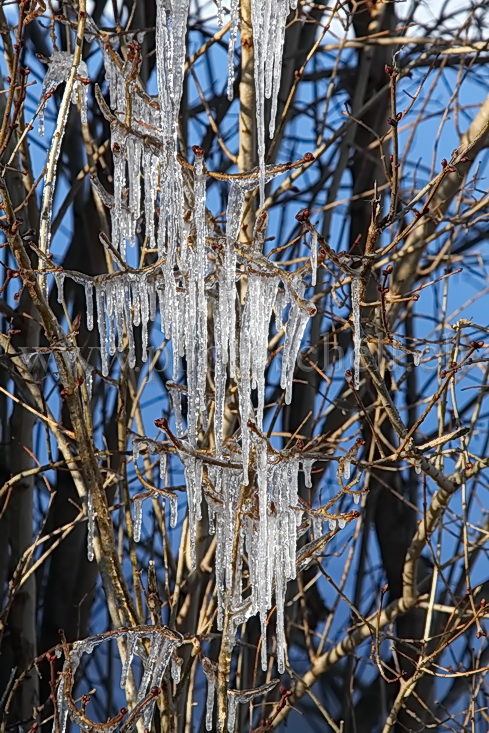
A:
[295,208,310,222]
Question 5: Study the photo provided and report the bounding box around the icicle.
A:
[250,0,297,202]
[56,676,69,733]
[55,271,65,304]
[168,382,184,437]
[223,182,241,374]
[202,656,218,731]
[328,519,337,531]
[39,51,88,136]
[111,127,127,258]
[343,459,351,481]
[312,515,323,540]
[155,0,189,261]
[251,1,268,204]
[275,564,286,673]
[192,146,208,432]
[171,655,182,684]
[140,276,150,362]
[132,438,142,463]
[85,281,94,331]
[136,635,164,730]
[95,283,109,376]
[281,282,315,405]
[106,280,116,357]
[257,439,269,671]
[86,490,95,562]
[302,459,314,488]
[354,493,361,505]
[351,276,362,390]
[77,75,88,127]
[159,452,167,480]
[180,452,203,568]
[90,175,113,209]
[205,677,215,731]
[273,286,286,332]
[216,0,224,26]
[148,278,157,322]
[142,151,154,249]
[310,229,318,286]
[125,280,137,369]
[214,319,225,457]
[138,630,182,720]
[131,276,141,328]
[83,363,93,404]
[150,637,174,688]
[267,4,289,140]
[169,493,178,529]
[227,681,279,733]
[414,351,421,367]
[248,275,278,429]
[227,694,238,733]
[120,631,138,689]
[133,497,143,542]
[227,0,240,100]
[338,517,346,529]
[414,460,422,475]
[127,137,142,236]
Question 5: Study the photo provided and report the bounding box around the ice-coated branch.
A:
[38,4,87,291]
[54,627,183,733]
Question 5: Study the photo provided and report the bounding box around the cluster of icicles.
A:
[46,2,335,731]
[57,624,281,733]
[217,0,299,201]
[56,626,182,733]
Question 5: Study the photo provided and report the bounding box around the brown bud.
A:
[295,208,310,222]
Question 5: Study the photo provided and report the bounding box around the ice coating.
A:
[73,2,325,701]
[39,51,88,136]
